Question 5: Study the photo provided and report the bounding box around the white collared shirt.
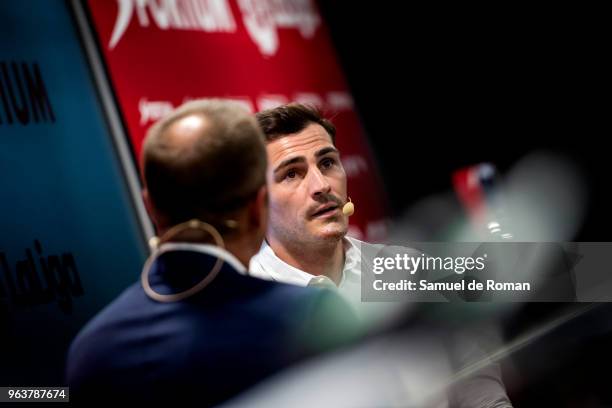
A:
[250,237,417,326]
[249,236,369,305]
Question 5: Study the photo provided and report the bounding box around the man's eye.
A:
[321,158,335,169]
[285,170,297,179]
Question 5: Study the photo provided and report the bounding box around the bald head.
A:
[141,99,267,229]
[166,114,210,147]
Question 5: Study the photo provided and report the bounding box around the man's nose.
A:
[309,167,332,199]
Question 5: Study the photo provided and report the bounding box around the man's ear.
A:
[142,188,163,232]
[249,184,268,231]
[142,188,153,219]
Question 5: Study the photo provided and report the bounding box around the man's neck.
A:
[225,238,255,271]
[158,227,255,271]
[268,237,346,285]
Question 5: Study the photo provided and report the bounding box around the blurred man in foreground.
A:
[66,99,359,405]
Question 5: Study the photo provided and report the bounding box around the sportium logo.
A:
[237,0,320,56]
[108,0,321,57]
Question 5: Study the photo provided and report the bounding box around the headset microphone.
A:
[342,197,354,216]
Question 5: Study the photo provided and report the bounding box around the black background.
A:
[319,5,611,406]
[318,3,609,241]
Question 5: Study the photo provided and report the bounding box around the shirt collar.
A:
[258,236,363,288]
[339,236,362,287]
[257,240,313,286]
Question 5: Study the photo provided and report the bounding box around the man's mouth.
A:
[311,204,340,218]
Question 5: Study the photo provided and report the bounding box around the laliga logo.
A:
[108,0,320,57]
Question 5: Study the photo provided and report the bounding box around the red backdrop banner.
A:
[87,0,388,240]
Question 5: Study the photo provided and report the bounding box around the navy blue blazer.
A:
[66,245,359,405]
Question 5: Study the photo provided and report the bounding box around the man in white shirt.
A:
[248,103,368,305]
[247,104,433,309]
[248,103,513,407]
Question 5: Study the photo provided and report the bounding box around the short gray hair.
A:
[142,99,267,225]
